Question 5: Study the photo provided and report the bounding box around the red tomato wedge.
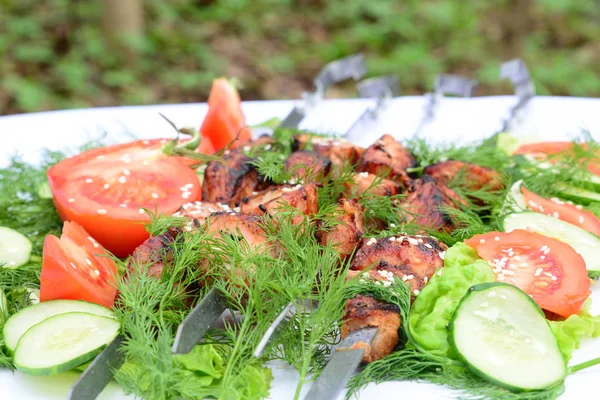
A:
[40,222,118,308]
[201,78,252,151]
[47,139,202,257]
[514,141,600,176]
[521,186,600,236]
[466,230,590,318]
[513,142,574,157]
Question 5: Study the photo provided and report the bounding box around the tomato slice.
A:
[201,78,252,151]
[465,230,590,318]
[514,141,600,176]
[40,222,118,308]
[513,142,574,157]
[47,139,202,257]
[521,186,600,236]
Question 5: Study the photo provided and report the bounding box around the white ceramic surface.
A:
[1,96,600,399]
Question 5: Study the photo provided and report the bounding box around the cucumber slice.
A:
[574,174,600,192]
[3,299,114,354]
[503,180,527,213]
[556,184,600,205]
[503,212,600,276]
[0,289,7,325]
[14,312,120,375]
[449,282,566,392]
[0,227,32,269]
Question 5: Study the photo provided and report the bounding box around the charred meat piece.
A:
[423,160,503,193]
[400,176,464,232]
[285,151,331,182]
[356,134,416,185]
[340,295,400,363]
[240,183,319,224]
[350,235,446,285]
[316,199,364,259]
[126,227,181,279]
[294,134,364,172]
[341,234,446,363]
[173,201,232,231]
[202,151,258,207]
[206,211,274,255]
[345,172,402,198]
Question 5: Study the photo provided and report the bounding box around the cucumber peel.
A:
[14,311,120,375]
[3,299,114,354]
[449,282,566,392]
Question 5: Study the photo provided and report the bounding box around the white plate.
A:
[1,96,600,399]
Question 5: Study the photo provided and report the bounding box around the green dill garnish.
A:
[404,137,514,173]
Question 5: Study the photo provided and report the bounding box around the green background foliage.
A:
[0,0,598,115]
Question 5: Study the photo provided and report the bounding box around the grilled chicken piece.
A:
[126,227,180,279]
[294,134,364,172]
[356,134,416,186]
[173,201,232,231]
[345,172,402,198]
[400,176,464,232]
[340,295,400,363]
[285,150,331,181]
[316,199,365,259]
[423,160,503,193]
[341,234,446,363]
[206,211,273,254]
[349,235,446,293]
[240,183,319,224]
[202,151,258,207]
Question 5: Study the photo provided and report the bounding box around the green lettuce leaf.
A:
[173,344,226,379]
[408,242,495,358]
[220,363,274,400]
[549,300,600,362]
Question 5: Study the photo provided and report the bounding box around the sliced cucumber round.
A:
[0,289,7,325]
[449,282,566,392]
[556,184,600,205]
[0,227,32,269]
[503,180,527,213]
[503,212,600,276]
[14,311,120,375]
[3,299,114,354]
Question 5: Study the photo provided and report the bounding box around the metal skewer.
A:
[280,53,367,129]
[498,58,535,133]
[413,73,478,137]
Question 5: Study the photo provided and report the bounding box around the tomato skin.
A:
[513,142,573,156]
[514,141,600,177]
[201,78,251,151]
[40,222,118,308]
[521,186,600,236]
[466,230,590,318]
[48,139,202,257]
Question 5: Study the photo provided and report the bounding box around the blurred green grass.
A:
[0,0,598,114]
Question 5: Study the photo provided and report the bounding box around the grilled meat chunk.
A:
[294,134,364,172]
[286,150,331,181]
[174,201,232,231]
[423,160,503,193]
[316,199,364,259]
[240,183,319,224]
[202,151,258,207]
[400,176,464,232]
[345,172,402,198]
[126,227,180,279]
[341,235,446,363]
[350,235,446,285]
[356,134,416,185]
[340,295,400,363]
[206,211,273,254]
